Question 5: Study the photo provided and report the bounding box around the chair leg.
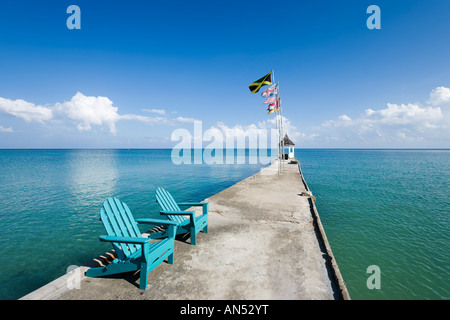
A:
[140,264,149,290]
[191,231,197,245]
[168,251,174,264]
[203,224,208,233]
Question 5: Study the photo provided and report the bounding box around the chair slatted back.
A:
[100,198,142,260]
[156,188,188,224]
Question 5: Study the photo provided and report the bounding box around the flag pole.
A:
[272,69,281,174]
[281,106,284,167]
[275,71,284,169]
[279,88,284,168]
[275,70,282,173]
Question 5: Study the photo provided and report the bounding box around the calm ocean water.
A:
[0,149,448,300]
[0,149,268,300]
[296,149,449,300]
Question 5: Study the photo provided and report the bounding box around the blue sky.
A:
[1,0,450,148]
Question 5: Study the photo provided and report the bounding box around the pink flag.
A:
[263,97,276,104]
[267,97,281,110]
[267,97,281,115]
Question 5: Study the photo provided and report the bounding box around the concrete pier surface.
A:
[21,160,350,300]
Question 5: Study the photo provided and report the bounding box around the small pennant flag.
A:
[261,83,278,97]
[249,72,272,94]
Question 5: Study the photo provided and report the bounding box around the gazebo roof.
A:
[283,134,295,146]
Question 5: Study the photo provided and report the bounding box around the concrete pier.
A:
[21,160,349,300]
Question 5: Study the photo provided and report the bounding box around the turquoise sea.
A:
[0,149,448,300]
[297,149,449,300]
[0,149,267,300]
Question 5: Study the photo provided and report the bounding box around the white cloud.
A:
[120,113,166,125]
[301,86,450,147]
[197,116,302,148]
[214,121,262,138]
[0,92,120,134]
[120,114,198,126]
[142,108,166,115]
[366,103,442,125]
[54,92,120,134]
[174,116,196,123]
[0,125,13,133]
[257,115,302,142]
[0,92,198,135]
[338,114,352,121]
[0,97,52,123]
[427,86,450,106]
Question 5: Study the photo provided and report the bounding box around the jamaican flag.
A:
[249,71,272,93]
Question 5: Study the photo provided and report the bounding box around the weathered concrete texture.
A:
[24,161,344,300]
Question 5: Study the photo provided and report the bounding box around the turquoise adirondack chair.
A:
[155,187,208,245]
[85,197,178,290]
